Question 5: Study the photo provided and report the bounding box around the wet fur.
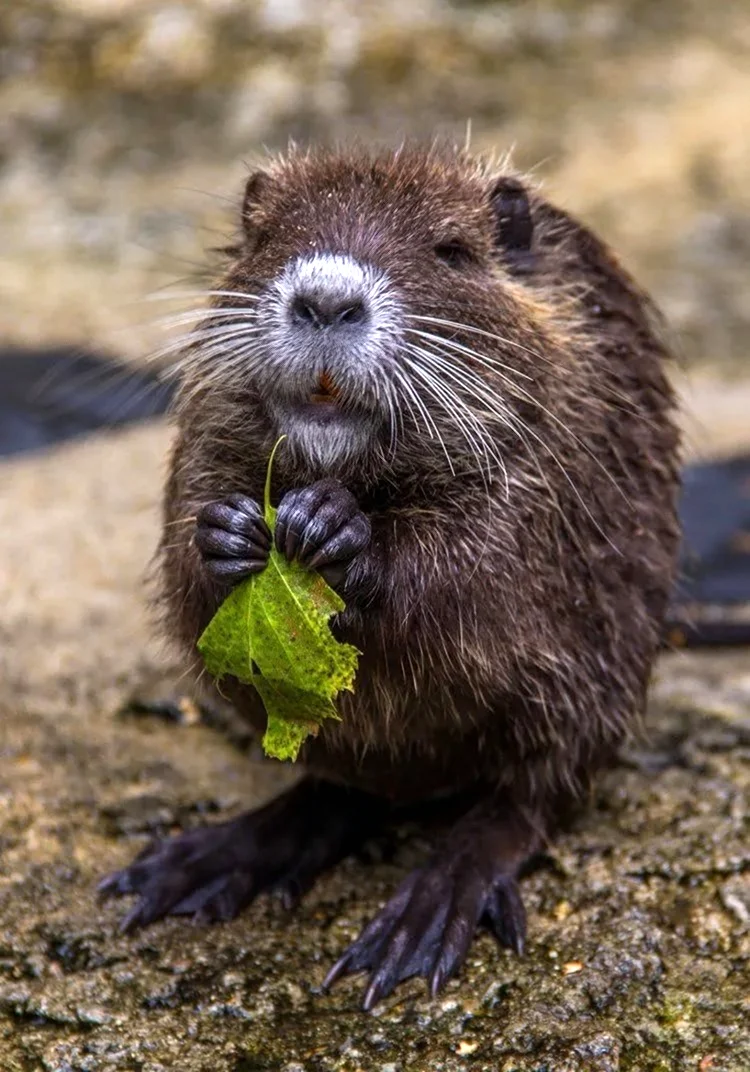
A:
[158,143,680,815]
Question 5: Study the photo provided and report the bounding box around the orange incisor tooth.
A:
[311,371,339,402]
[319,371,339,396]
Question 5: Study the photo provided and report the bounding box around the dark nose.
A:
[290,291,368,329]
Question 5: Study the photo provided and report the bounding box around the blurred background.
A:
[1,0,749,397]
[3,8,750,1065]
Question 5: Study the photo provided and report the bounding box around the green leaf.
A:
[197,438,360,762]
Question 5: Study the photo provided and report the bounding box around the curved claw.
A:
[274,866,319,912]
[307,513,371,571]
[486,876,527,955]
[324,860,529,1009]
[195,492,271,585]
[275,480,370,572]
[322,949,355,993]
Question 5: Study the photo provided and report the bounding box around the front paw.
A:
[274,480,371,576]
[195,493,271,584]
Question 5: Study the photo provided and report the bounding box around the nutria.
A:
[100,143,681,1008]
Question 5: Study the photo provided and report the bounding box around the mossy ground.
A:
[1,0,750,371]
[1,3,749,1068]
[0,426,748,1071]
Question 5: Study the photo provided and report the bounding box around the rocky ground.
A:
[1,2,750,1069]
[0,424,749,1071]
[1,0,750,370]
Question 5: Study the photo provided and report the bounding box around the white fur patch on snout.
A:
[289,252,369,295]
[260,252,403,472]
[274,253,395,321]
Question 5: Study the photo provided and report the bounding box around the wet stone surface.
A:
[0,429,749,1071]
[2,0,750,374]
[1,3,750,1061]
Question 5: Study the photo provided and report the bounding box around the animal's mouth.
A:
[274,369,375,428]
[280,371,348,425]
[309,370,340,405]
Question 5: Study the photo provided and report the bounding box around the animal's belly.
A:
[222,664,496,803]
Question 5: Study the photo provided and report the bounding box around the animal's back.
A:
[104,144,681,1007]
[162,145,680,804]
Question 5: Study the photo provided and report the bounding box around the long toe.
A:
[485,875,527,955]
[101,779,387,936]
[324,863,505,1009]
[192,869,258,923]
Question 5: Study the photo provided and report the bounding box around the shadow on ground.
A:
[0,423,748,1071]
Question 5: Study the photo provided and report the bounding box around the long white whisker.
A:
[406,328,533,385]
[411,341,520,432]
[402,361,470,477]
[406,316,542,368]
[404,349,508,487]
[412,345,620,550]
[411,329,629,505]
[145,323,264,367]
[140,289,263,305]
[154,352,261,397]
[148,308,262,331]
[405,350,492,461]
[412,344,516,420]
[388,366,423,441]
[176,340,267,408]
[405,348,509,493]
[184,332,265,368]
[390,364,454,471]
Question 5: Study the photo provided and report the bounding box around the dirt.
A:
[1,0,750,372]
[1,3,749,1067]
[0,424,748,1072]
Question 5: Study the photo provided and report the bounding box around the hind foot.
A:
[324,798,543,1009]
[99,777,384,931]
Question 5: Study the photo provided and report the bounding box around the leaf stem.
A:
[264,435,287,525]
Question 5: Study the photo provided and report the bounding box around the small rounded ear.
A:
[241,170,269,228]
[489,177,534,261]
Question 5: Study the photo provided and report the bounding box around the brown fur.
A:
[158,144,681,816]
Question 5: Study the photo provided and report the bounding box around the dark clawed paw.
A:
[98,822,260,932]
[275,480,371,571]
[99,780,383,937]
[486,875,527,955]
[323,865,526,1010]
[195,493,271,584]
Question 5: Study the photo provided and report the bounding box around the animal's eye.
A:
[434,240,475,269]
